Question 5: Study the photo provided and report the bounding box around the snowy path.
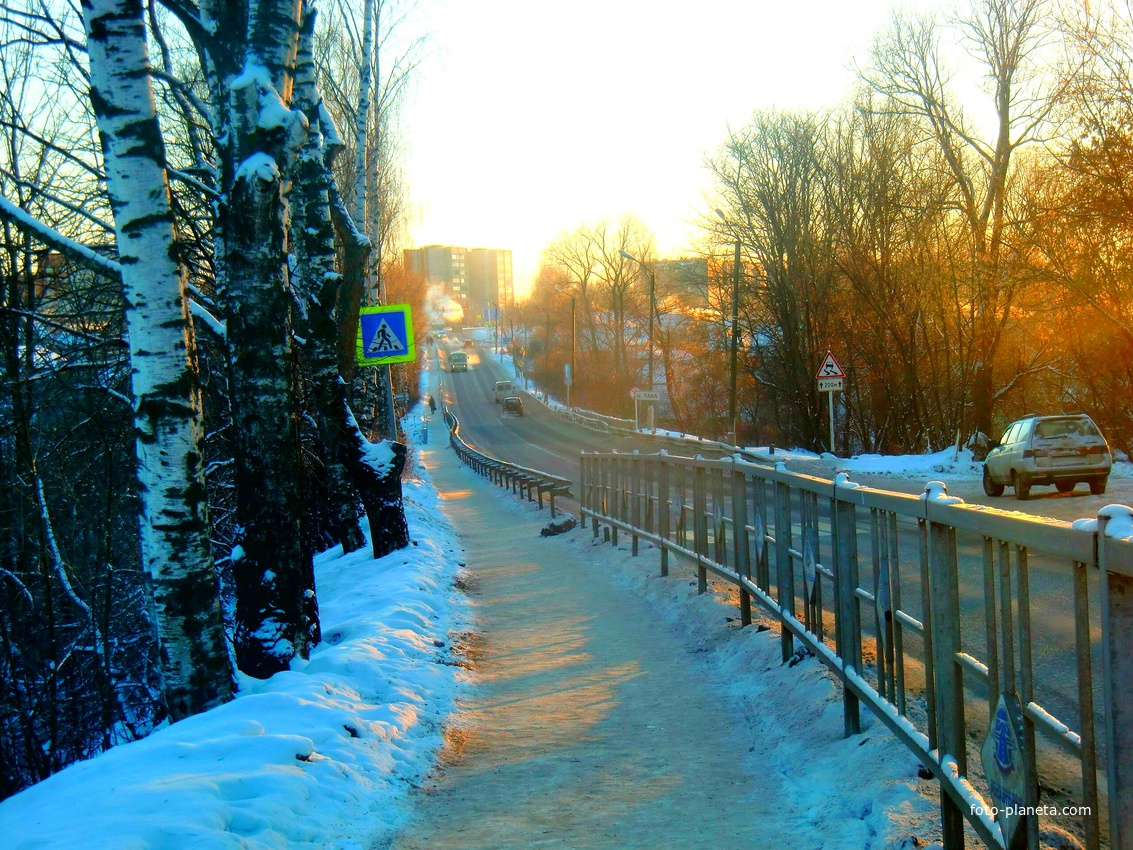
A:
[388,406,938,849]
[392,428,780,849]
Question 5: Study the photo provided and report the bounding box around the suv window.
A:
[1034,417,1101,439]
[1001,422,1020,446]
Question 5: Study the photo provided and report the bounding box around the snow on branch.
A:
[168,167,221,200]
[0,568,34,607]
[34,469,93,624]
[0,193,122,280]
[190,298,226,342]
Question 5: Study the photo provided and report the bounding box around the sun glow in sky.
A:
[401,0,942,297]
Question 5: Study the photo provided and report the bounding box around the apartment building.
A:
[404,245,514,319]
[403,245,469,309]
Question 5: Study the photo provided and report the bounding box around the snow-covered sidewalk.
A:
[388,412,942,849]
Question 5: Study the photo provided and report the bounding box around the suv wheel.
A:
[982,466,1004,497]
[1014,474,1031,501]
[1090,477,1107,496]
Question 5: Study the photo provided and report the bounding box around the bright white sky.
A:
[401,0,942,296]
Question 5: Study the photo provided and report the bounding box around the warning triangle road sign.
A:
[815,351,845,379]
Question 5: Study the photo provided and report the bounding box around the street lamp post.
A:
[552,285,578,409]
[716,209,742,445]
[487,299,500,362]
[569,295,576,410]
[619,250,656,394]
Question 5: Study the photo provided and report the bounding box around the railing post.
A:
[927,501,966,850]
[658,455,670,576]
[592,457,601,538]
[713,467,726,566]
[631,452,641,556]
[1099,507,1133,850]
[645,458,655,535]
[694,461,707,594]
[774,480,794,663]
[755,477,770,591]
[610,455,619,547]
[732,461,751,627]
[834,494,861,737]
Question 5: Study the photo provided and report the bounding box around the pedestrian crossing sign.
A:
[356,304,415,366]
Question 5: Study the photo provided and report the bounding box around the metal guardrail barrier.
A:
[532,394,775,464]
[580,449,1133,850]
[443,407,573,517]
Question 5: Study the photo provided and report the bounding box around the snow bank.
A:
[0,462,468,850]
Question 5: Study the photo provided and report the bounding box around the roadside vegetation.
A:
[528,1,1133,460]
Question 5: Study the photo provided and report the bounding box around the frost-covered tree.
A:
[81,0,233,718]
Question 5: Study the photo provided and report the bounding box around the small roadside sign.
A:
[816,351,845,379]
[357,304,415,366]
[981,694,1029,847]
[816,352,844,454]
[564,363,572,387]
[633,390,661,401]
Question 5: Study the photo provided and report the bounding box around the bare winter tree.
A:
[710,110,840,451]
[863,0,1068,438]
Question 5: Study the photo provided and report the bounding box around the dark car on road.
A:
[502,396,523,417]
[983,413,1111,500]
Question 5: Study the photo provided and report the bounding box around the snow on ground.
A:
[571,529,945,848]
[0,409,945,849]
[0,437,469,850]
[3,337,1118,847]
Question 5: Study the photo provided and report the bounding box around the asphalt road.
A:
[435,341,657,486]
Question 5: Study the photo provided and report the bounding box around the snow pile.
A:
[0,460,468,850]
[839,447,984,479]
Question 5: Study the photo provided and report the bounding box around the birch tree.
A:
[80,0,232,717]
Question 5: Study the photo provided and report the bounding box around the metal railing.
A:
[579,449,1133,850]
[529,392,777,463]
[443,408,572,516]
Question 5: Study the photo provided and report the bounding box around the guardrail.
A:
[443,407,573,517]
[579,449,1133,850]
[529,393,777,464]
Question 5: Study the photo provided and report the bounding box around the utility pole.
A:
[729,238,741,444]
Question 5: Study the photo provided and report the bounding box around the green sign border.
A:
[356,304,416,366]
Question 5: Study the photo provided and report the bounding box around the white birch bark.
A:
[81,0,233,719]
[220,0,317,678]
[353,0,375,228]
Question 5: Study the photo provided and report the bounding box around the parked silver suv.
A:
[983,414,1111,500]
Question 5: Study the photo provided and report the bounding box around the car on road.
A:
[493,380,513,403]
[983,413,1111,500]
[502,396,523,416]
[447,350,468,372]
[463,339,475,348]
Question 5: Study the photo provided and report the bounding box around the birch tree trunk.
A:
[291,9,366,556]
[207,0,317,677]
[81,0,232,719]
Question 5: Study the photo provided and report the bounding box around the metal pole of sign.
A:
[828,389,835,454]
